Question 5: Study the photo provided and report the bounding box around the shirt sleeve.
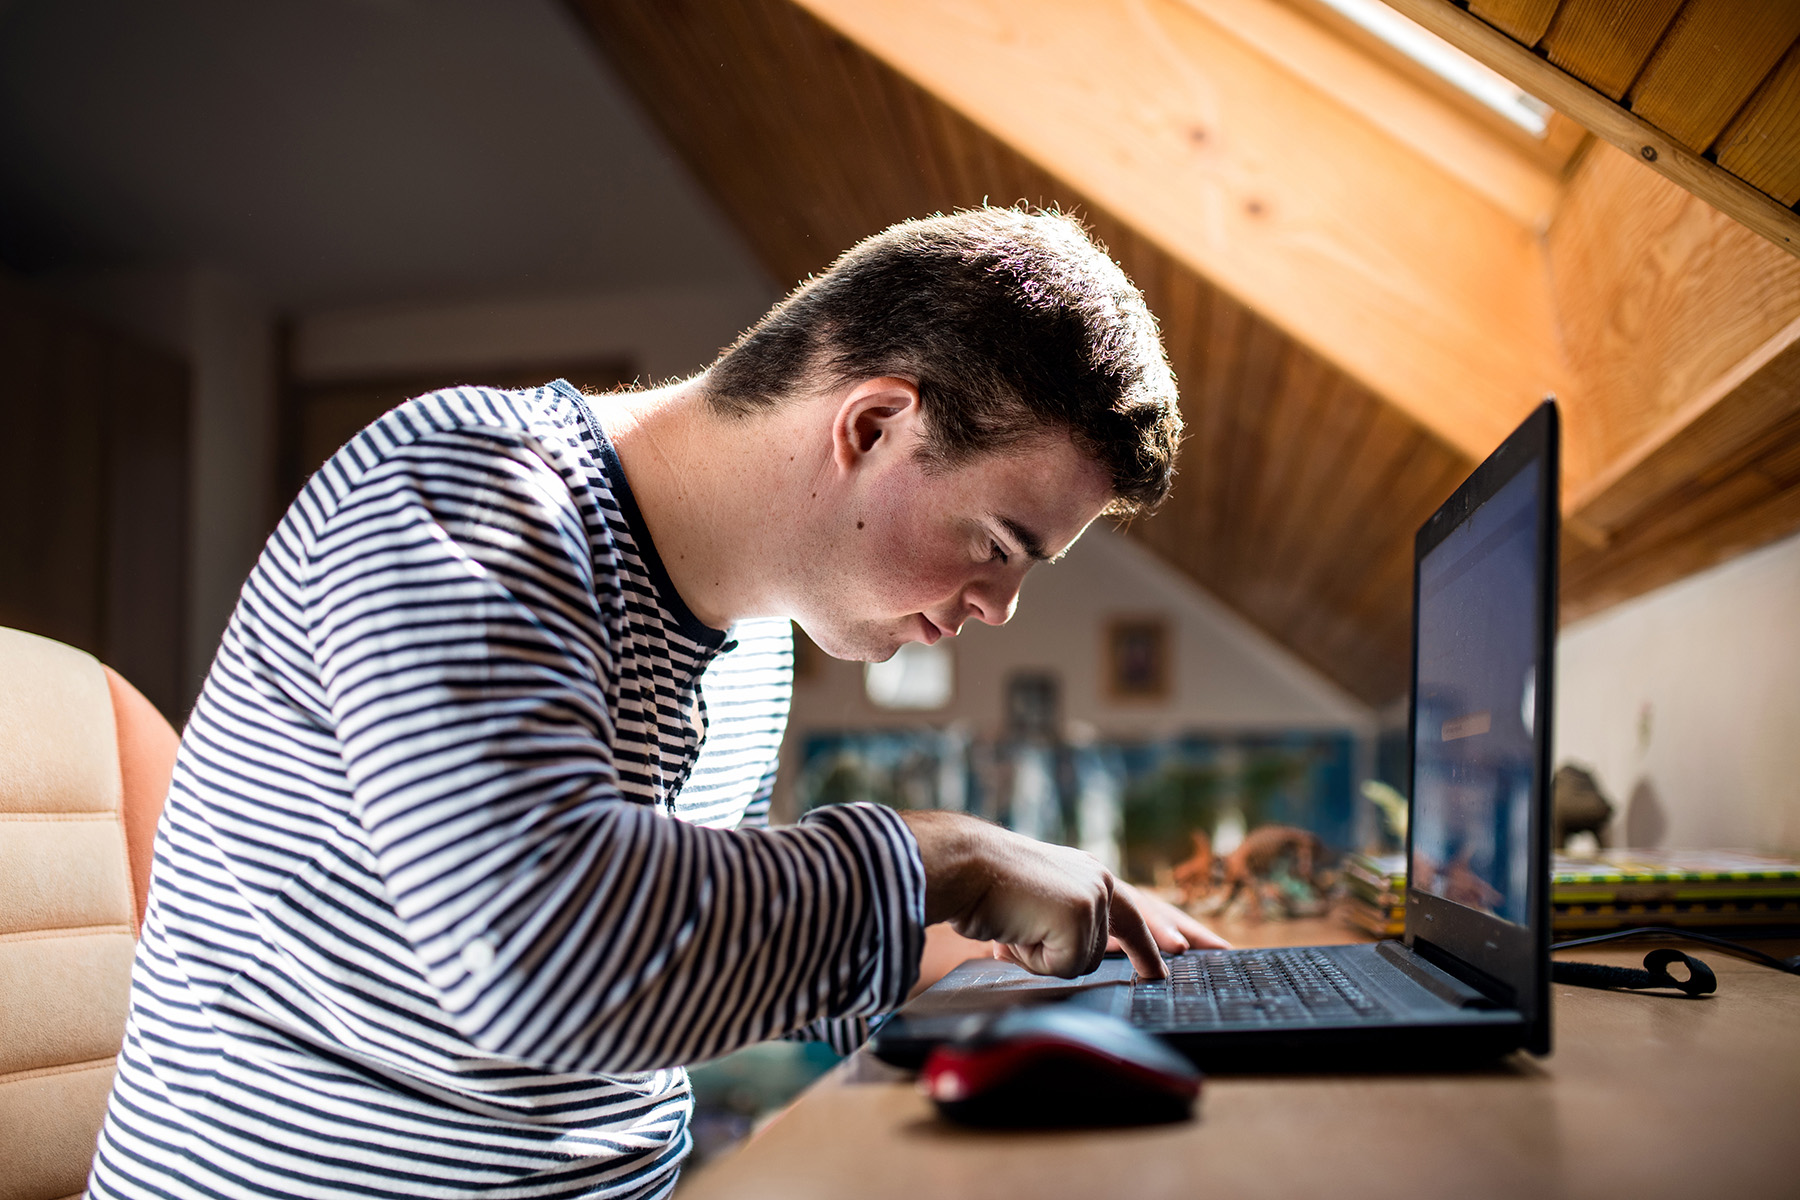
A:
[300,427,924,1073]
[723,641,887,1054]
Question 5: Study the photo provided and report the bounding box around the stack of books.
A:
[1338,848,1800,938]
[1551,848,1800,930]
[1340,852,1406,938]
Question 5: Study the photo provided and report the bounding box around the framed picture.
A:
[1106,617,1170,701]
[1004,670,1061,740]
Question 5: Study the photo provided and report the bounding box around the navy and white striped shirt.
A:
[90,382,925,1200]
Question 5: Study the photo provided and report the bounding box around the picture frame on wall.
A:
[1106,616,1171,701]
[1004,670,1061,740]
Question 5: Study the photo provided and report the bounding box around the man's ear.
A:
[830,377,923,473]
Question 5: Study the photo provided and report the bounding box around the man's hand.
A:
[1107,880,1230,955]
[900,810,1169,981]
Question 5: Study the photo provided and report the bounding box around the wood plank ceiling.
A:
[1477,0,1800,210]
[566,0,1800,706]
[1386,0,1800,255]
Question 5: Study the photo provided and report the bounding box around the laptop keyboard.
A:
[1131,948,1392,1029]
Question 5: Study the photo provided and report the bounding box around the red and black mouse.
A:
[920,1005,1202,1128]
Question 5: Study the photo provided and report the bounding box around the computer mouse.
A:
[920,1005,1201,1128]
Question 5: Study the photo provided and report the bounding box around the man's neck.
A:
[602,374,826,631]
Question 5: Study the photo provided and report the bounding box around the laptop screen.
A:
[1410,461,1541,927]
[1403,401,1555,1052]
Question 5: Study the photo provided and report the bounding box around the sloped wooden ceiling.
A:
[1376,0,1800,619]
[1384,0,1800,256]
[567,0,1800,706]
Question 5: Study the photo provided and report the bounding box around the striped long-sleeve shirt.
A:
[89,382,926,1200]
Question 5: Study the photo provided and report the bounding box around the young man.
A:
[90,208,1219,1200]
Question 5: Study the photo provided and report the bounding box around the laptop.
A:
[873,401,1560,1070]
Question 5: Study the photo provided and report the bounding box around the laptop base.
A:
[871,942,1530,1072]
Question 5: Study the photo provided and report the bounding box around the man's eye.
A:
[989,541,1010,565]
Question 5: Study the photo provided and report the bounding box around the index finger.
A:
[1169,907,1231,950]
[1106,883,1169,980]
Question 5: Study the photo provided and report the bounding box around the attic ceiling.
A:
[571,0,1800,705]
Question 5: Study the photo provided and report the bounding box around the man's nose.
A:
[963,574,1023,628]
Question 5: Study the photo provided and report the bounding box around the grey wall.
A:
[292,281,779,389]
[2,0,778,705]
[49,267,276,697]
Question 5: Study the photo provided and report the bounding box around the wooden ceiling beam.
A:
[1378,0,1800,259]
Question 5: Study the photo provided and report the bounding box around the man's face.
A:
[798,424,1113,663]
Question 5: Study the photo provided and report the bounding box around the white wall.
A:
[1555,529,1800,855]
[786,525,1374,740]
[292,280,780,386]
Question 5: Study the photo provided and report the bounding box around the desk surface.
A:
[680,916,1800,1200]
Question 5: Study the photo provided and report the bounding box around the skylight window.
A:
[1312,0,1552,135]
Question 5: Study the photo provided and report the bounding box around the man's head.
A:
[703,207,1181,517]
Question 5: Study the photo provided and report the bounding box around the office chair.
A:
[0,627,177,1200]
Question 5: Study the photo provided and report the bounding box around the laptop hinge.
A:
[1377,941,1503,1009]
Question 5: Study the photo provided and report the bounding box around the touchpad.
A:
[909,957,1134,1017]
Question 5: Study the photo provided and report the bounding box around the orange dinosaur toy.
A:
[1178,824,1327,918]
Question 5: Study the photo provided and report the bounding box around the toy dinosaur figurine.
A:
[1171,830,1215,904]
[1187,824,1329,920]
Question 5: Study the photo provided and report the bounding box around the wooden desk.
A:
[680,917,1800,1200]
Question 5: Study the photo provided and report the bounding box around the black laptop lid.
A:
[1404,401,1557,1055]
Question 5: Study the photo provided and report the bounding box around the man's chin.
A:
[837,640,905,665]
[801,623,908,664]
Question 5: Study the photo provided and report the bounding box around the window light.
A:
[865,641,954,710]
[1312,0,1552,135]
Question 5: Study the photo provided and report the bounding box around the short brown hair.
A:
[702,208,1181,515]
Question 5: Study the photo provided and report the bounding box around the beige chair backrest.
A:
[0,628,175,1200]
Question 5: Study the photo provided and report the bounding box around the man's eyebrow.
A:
[999,516,1054,563]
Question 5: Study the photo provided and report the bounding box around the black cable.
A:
[1552,926,1800,975]
[1551,949,1716,995]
